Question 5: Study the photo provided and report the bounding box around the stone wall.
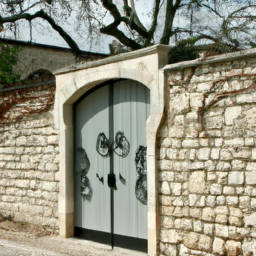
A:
[159,57,256,255]
[0,77,59,232]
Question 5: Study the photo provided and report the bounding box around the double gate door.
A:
[74,80,150,252]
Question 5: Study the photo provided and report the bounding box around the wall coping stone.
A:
[54,44,171,75]
[163,47,256,71]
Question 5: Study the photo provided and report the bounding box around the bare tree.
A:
[0,0,255,57]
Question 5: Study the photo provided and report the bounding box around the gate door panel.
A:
[74,85,111,238]
[74,80,150,251]
[113,80,149,240]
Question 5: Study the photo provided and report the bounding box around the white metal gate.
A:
[74,79,150,251]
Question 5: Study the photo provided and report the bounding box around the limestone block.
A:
[227,196,239,206]
[174,218,183,229]
[252,148,256,160]
[232,148,251,159]
[183,232,199,250]
[242,240,256,256]
[197,81,213,92]
[216,224,229,238]
[47,135,59,145]
[164,245,177,256]
[228,171,244,185]
[161,138,172,148]
[160,229,168,243]
[159,160,173,171]
[215,206,229,215]
[159,171,175,182]
[237,187,244,195]
[183,219,193,231]
[167,149,178,160]
[45,162,58,172]
[199,138,209,147]
[202,207,215,222]
[189,149,196,161]
[217,172,228,184]
[207,172,217,182]
[220,149,233,161]
[211,148,220,160]
[225,106,241,126]
[189,171,206,194]
[170,93,190,115]
[172,206,183,217]
[225,240,241,256]
[172,198,183,206]
[246,107,256,129]
[190,93,203,111]
[198,235,212,252]
[182,139,199,148]
[229,216,243,227]
[170,139,181,148]
[190,161,204,170]
[251,198,256,208]
[161,206,174,216]
[244,212,256,227]
[160,181,170,195]
[206,114,223,129]
[190,208,201,219]
[222,68,243,76]
[170,183,182,195]
[193,220,203,233]
[160,195,173,206]
[232,160,245,171]
[239,196,251,212]
[206,196,216,207]
[216,214,228,225]
[173,161,190,171]
[217,161,231,171]
[15,179,30,188]
[196,148,211,160]
[204,223,214,236]
[215,138,223,147]
[161,216,174,228]
[223,186,236,195]
[168,229,182,244]
[245,164,256,184]
[178,149,189,160]
[210,184,222,195]
[245,138,254,146]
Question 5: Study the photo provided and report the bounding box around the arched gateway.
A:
[74,79,150,251]
[54,44,171,256]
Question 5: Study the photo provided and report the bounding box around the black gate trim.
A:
[74,227,147,252]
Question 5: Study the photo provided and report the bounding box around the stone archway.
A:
[54,45,171,256]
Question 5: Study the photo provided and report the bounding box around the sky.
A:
[0,0,154,54]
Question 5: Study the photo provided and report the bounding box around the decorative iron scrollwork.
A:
[81,174,93,201]
[76,147,93,201]
[135,146,147,205]
[77,147,90,175]
[96,131,130,158]
[96,133,112,158]
[114,131,130,158]
[96,173,104,184]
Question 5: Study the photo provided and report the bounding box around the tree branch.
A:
[202,3,223,18]
[160,0,182,44]
[1,10,81,54]
[148,0,161,42]
[100,22,142,50]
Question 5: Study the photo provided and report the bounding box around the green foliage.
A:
[0,44,21,88]
[168,38,200,64]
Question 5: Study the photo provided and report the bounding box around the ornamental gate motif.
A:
[74,79,150,252]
